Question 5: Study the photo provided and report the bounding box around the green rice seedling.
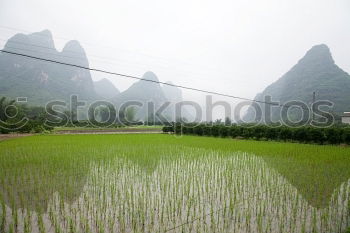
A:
[0,134,350,232]
[0,199,5,233]
[37,212,45,233]
[23,210,31,233]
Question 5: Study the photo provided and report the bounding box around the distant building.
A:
[342,112,350,124]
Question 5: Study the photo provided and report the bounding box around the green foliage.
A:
[164,123,350,145]
[0,97,53,134]
[0,97,16,122]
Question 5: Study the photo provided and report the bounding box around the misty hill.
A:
[0,30,96,105]
[94,78,120,99]
[162,82,194,121]
[114,71,168,120]
[244,44,350,122]
[0,30,190,122]
[113,72,192,121]
[163,81,182,103]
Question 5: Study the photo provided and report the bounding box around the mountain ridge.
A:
[244,44,350,122]
[0,30,96,105]
[94,78,120,99]
[0,30,186,120]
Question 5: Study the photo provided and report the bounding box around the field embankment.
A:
[0,133,33,141]
[54,126,163,134]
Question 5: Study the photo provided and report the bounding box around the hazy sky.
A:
[0,0,349,109]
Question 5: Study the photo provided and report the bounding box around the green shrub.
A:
[162,123,350,145]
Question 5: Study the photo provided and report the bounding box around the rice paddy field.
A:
[0,134,350,233]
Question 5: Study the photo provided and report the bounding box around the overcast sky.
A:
[0,0,349,113]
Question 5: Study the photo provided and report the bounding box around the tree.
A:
[218,125,229,137]
[242,128,253,139]
[229,126,240,138]
[225,117,232,126]
[125,107,136,123]
[193,125,203,136]
[293,128,308,142]
[99,107,109,122]
[211,125,220,137]
[65,110,77,123]
[308,128,326,144]
[214,119,222,125]
[279,127,293,141]
[343,129,350,145]
[265,127,278,140]
[203,126,211,136]
[325,128,341,144]
[0,97,16,122]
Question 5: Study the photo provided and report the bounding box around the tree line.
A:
[0,97,124,134]
[0,97,156,134]
[0,97,53,134]
[163,123,350,145]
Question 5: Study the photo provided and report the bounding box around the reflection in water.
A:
[0,149,349,232]
[0,154,88,212]
[0,143,173,213]
[261,155,350,208]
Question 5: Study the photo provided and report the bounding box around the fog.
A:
[0,0,349,118]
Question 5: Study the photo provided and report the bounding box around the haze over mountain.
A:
[163,81,182,103]
[94,78,120,99]
[114,71,166,105]
[113,72,170,121]
[244,44,350,122]
[0,30,97,105]
[3,30,349,123]
[0,30,189,121]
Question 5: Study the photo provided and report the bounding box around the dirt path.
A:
[0,129,163,141]
[0,134,33,141]
[55,128,163,135]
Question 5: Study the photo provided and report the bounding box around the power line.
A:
[0,37,217,82]
[0,25,141,55]
[0,25,240,80]
[0,25,193,67]
[0,49,292,108]
[0,37,147,66]
[1,44,141,70]
[2,45,86,62]
[0,38,152,70]
[0,36,84,55]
